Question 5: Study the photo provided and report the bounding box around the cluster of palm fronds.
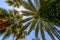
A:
[0,8,26,40]
[0,0,60,40]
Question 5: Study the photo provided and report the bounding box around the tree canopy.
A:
[0,0,60,40]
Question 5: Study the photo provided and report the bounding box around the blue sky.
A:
[0,0,12,10]
[0,0,59,40]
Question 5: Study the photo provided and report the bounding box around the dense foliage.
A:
[40,0,60,25]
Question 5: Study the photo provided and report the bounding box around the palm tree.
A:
[20,0,60,40]
[0,8,27,40]
[0,0,60,40]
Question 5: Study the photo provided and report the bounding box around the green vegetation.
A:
[0,0,60,40]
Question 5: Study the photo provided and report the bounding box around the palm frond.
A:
[35,20,39,38]
[34,0,40,9]
[40,21,46,40]
[19,0,60,40]
[2,29,11,40]
[6,0,23,7]
[27,0,36,11]
[21,11,33,16]
[21,17,33,23]
[22,1,34,11]
[28,19,37,34]
[0,8,23,40]
[45,23,55,40]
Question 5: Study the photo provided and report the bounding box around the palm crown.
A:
[0,0,60,40]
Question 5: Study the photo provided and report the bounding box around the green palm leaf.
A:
[22,1,35,11]
[21,17,33,23]
[21,11,33,16]
[40,21,46,40]
[28,19,37,34]
[45,23,55,40]
[49,24,60,39]
[6,0,23,7]
[34,0,40,9]
[2,29,11,40]
[27,0,36,11]
[35,20,39,38]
